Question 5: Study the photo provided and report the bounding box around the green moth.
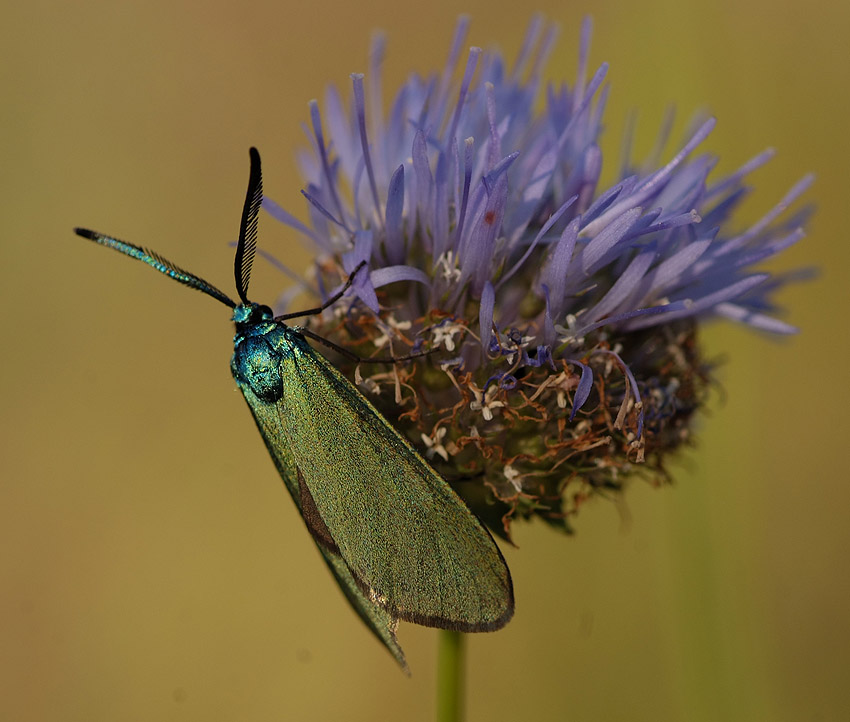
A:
[75,147,514,671]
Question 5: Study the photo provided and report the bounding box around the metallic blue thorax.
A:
[230,303,303,403]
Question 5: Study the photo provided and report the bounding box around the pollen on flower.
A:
[264,15,811,535]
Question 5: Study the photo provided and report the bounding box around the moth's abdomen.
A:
[231,334,283,402]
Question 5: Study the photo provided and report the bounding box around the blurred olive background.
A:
[2,0,848,720]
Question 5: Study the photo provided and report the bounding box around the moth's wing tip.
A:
[396,651,412,676]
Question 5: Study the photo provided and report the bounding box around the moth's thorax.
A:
[230,303,304,403]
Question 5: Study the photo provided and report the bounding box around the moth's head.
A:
[232,303,274,327]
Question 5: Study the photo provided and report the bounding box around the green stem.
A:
[436,630,465,722]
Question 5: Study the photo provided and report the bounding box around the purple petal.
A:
[587,249,656,322]
[384,165,405,265]
[627,273,770,329]
[433,151,450,260]
[570,62,608,127]
[500,195,577,288]
[309,100,350,231]
[342,231,379,312]
[732,227,806,269]
[705,148,775,200]
[323,85,358,178]
[250,246,312,289]
[370,264,430,288]
[577,144,602,212]
[582,176,633,224]
[567,360,593,421]
[485,82,501,171]
[573,301,687,337]
[412,129,434,236]
[351,74,383,225]
[644,238,712,297]
[432,16,471,134]
[713,302,798,333]
[453,138,475,250]
[367,32,386,167]
[541,217,580,321]
[460,151,518,257]
[680,273,769,311]
[262,196,326,250]
[479,281,496,350]
[460,174,509,294]
[542,284,556,346]
[521,135,557,208]
[579,206,643,275]
[512,15,544,80]
[529,23,558,85]
[301,188,346,230]
[639,106,676,173]
[572,16,593,112]
[445,47,481,146]
[717,174,814,256]
[484,151,520,186]
[623,209,701,243]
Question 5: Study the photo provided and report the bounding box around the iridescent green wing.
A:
[277,332,514,631]
[237,384,409,672]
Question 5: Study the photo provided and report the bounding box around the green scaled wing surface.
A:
[238,383,410,672]
[275,329,513,629]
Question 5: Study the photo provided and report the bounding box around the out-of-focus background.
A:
[2,1,848,720]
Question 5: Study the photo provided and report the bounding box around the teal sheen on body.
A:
[74,148,513,672]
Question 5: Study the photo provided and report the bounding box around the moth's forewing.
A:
[237,384,409,672]
[275,331,514,631]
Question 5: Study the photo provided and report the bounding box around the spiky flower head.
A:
[264,17,811,537]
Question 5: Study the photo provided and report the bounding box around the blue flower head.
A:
[265,17,811,534]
